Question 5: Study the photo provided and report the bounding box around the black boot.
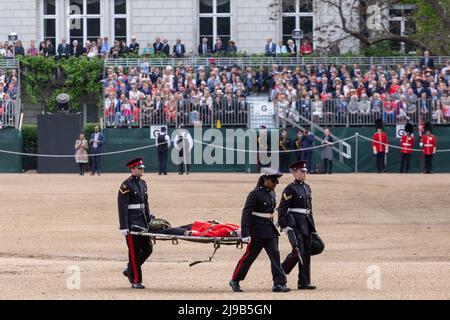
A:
[229,280,243,292]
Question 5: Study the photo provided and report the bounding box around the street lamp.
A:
[8,32,18,60]
[292,29,303,58]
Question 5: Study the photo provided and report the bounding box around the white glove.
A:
[120,229,129,236]
[373,151,378,155]
[241,236,251,243]
[282,227,293,234]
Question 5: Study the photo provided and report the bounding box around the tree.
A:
[269,0,450,55]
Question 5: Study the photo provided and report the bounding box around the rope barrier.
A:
[1,132,448,158]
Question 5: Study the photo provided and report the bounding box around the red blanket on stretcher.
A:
[190,221,240,237]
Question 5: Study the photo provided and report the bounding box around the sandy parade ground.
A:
[0,172,449,300]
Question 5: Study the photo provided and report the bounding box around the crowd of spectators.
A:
[0,68,18,129]
[0,35,315,60]
[270,53,450,126]
[101,62,250,127]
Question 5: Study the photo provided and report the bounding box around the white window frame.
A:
[40,0,60,45]
[198,0,233,45]
[388,4,416,53]
[110,0,130,42]
[280,0,314,45]
[66,0,103,45]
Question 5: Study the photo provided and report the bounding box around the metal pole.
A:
[355,133,359,173]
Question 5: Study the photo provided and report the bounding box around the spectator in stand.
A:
[300,39,313,55]
[173,39,186,58]
[13,40,25,56]
[38,41,46,56]
[57,38,71,58]
[164,95,177,124]
[0,42,6,57]
[226,40,237,54]
[198,37,211,56]
[441,90,450,122]
[397,95,410,123]
[26,40,39,56]
[161,39,170,56]
[153,36,163,54]
[286,39,297,57]
[44,39,55,57]
[71,40,83,57]
[101,36,110,56]
[213,37,225,54]
[119,40,129,55]
[420,50,434,70]
[276,41,287,56]
[87,40,98,58]
[265,38,277,57]
[129,35,140,54]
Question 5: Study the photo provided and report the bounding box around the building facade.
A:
[0,0,361,55]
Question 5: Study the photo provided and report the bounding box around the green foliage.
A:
[21,124,37,152]
[362,41,404,57]
[19,56,103,112]
[20,123,100,153]
[83,123,100,139]
[401,0,450,55]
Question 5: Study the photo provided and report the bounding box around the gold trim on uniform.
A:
[283,193,293,201]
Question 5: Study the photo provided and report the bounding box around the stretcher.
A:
[130,226,243,266]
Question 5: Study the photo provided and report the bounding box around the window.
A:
[389,4,416,53]
[281,0,314,45]
[42,0,58,46]
[199,0,231,48]
[67,0,102,45]
[112,0,128,42]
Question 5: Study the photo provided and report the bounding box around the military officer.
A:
[118,157,154,289]
[278,160,317,290]
[229,168,290,293]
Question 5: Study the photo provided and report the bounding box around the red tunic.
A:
[372,131,388,153]
[400,135,415,154]
[420,135,436,155]
[191,221,240,237]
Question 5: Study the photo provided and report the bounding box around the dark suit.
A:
[57,43,71,58]
[173,43,185,57]
[287,45,297,55]
[231,186,287,286]
[278,180,317,287]
[420,57,434,69]
[162,43,170,56]
[265,42,277,57]
[71,44,83,57]
[153,42,163,53]
[129,42,140,54]
[89,131,104,174]
[198,43,211,55]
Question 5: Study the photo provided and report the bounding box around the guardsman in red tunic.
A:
[419,122,437,173]
[400,123,415,173]
[372,119,389,173]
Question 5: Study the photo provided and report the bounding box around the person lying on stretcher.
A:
[139,218,241,237]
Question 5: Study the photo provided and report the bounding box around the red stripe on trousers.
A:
[127,234,139,284]
[232,240,252,280]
